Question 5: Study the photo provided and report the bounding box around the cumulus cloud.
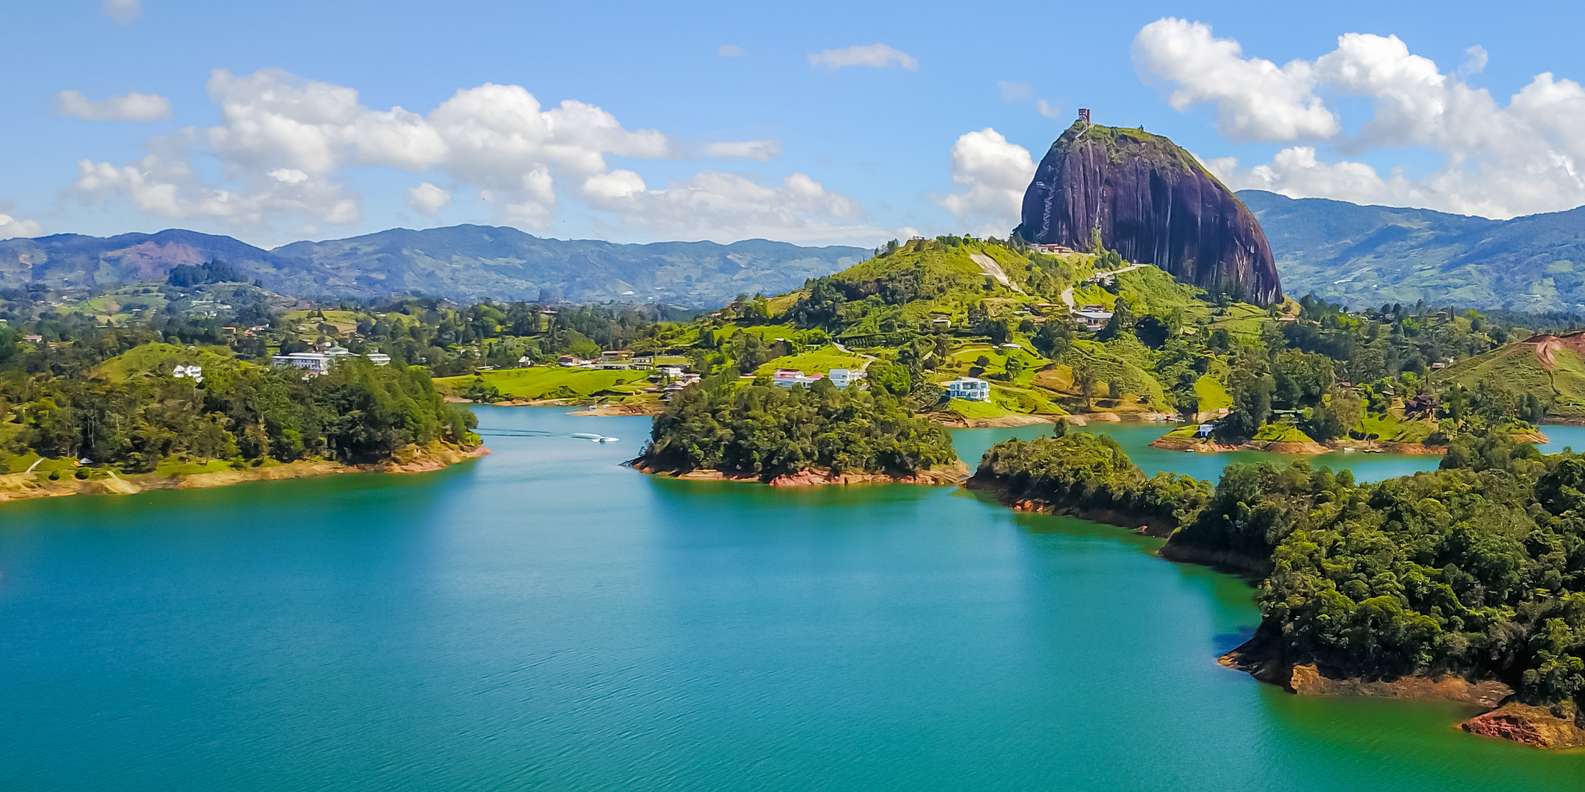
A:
[70,68,878,243]
[1142,19,1585,218]
[0,213,43,239]
[1133,18,1339,141]
[407,182,451,215]
[56,89,171,122]
[588,171,883,245]
[808,43,918,71]
[103,0,140,24]
[938,128,1034,234]
[701,139,782,160]
[73,153,359,228]
[718,44,745,58]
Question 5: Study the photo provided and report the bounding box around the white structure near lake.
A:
[945,377,990,401]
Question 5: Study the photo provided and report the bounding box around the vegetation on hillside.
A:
[972,428,1209,533]
[639,378,956,480]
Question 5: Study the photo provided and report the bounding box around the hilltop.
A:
[0,226,866,308]
[1017,118,1281,305]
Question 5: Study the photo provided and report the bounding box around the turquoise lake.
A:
[1,407,1582,789]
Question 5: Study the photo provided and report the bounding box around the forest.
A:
[639,377,957,480]
[978,427,1584,729]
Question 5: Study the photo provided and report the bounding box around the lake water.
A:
[1,408,1581,790]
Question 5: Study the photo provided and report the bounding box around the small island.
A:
[974,429,1585,749]
[0,340,483,504]
[632,377,965,486]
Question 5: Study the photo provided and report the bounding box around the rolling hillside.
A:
[1436,331,1585,420]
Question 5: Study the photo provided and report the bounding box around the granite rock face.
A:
[1016,121,1282,304]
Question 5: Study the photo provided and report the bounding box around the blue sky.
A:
[4,0,1585,247]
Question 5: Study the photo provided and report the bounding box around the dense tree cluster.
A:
[1159,436,1584,724]
[2,356,477,472]
[974,429,1210,532]
[640,379,956,479]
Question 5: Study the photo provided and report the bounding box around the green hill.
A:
[1436,332,1585,420]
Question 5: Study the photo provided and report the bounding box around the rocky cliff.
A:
[1016,121,1282,305]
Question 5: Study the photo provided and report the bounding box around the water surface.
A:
[0,407,1579,790]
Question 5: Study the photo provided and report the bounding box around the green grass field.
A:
[1193,375,1231,413]
[91,343,237,381]
[435,367,651,401]
[753,345,867,377]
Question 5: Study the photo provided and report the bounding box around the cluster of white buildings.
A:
[171,364,204,383]
[771,368,864,390]
[557,351,658,370]
[271,345,391,375]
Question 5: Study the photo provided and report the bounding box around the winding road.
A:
[1060,263,1149,309]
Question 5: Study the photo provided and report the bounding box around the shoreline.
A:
[1219,630,1585,750]
[1149,428,1550,457]
[0,443,489,506]
[628,459,969,488]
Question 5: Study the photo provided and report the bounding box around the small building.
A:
[945,377,990,402]
[772,369,823,388]
[828,368,864,389]
[1073,308,1114,331]
[1194,423,1216,439]
[632,354,654,369]
[364,352,391,366]
[271,352,334,375]
[928,314,952,329]
[171,364,203,383]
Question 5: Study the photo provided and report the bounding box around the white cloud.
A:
[103,0,140,24]
[55,89,170,122]
[938,128,1034,234]
[70,67,879,243]
[1133,18,1339,141]
[808,43,918,71]
[1459,45,1489,78]
[407,182,451,215]
[1035,99,1062,119]
[581,170,647,207]
[0,213,43,239]
[73,153,360,230]
[718,44,745,58]
[1144,20,1585,219]
[701,139,782,160]
[591,171,883,245]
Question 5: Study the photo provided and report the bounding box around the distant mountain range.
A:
[1241,190,1585,313]
[0,225,867,308]
[14,192,1585,313]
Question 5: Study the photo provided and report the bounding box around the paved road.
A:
[1060,263,1148,309]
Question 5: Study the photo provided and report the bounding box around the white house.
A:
[1073,307,1114,331]
[1194,423,1216,439]
[945,377,990,401]
[827,368,863,389]
[271,352,334,375]
[364,352,391,366]
[171,364,203,383]
[772,369,823,388]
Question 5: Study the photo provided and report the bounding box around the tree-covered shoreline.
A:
[637,378,958,483]
[974,430,1585,746]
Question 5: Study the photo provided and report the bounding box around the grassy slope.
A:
[91,343,237,381]
[434,367,650,401]
[1437,339,1585,419]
